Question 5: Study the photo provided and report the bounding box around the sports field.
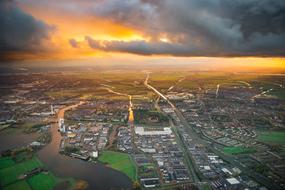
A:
[98,151,137,181]
[257,131,285,145]
[223,146,256,155]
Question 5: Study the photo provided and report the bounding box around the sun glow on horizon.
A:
[0,1,282,72]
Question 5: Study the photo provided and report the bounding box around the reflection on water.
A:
[40,103,132,190]
[38,148,131,190]
[0,133,38,152]
[0,103,132,190]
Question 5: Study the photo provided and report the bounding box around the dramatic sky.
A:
[0,0,285,69]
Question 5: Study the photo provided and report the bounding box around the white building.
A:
[135,127,172,136]
[59,118,66,132]
[91,151,98,158]
[226,178,240,185]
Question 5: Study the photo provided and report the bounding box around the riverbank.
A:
[0,148,76,190]
[37,102,132,190]
[0,101,132,190]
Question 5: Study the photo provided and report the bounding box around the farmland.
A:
[0,150,75,190]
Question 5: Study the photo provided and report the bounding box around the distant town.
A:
[0,71,284,190]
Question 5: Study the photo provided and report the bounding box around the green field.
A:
[27,173,58,190]
[0,157,43,186]
[45,89,82,98]
[0,157,15,169]
[98,151,137,181]
[257,131,285,145]
[4,180,31,190]
[0,152,74,190]
[223,146,256,155]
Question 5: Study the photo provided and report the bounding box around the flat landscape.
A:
[0,149,74,190]
[0,70,285,190]
[98,151,137,181]
[257,131,285,145]
[1,0,285,189]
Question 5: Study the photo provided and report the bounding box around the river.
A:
[0,102,132,190]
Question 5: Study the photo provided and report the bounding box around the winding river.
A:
[0,102,132,190]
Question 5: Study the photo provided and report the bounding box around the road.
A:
[144,73,279,189]
[100,85,138,152]
[251,88,273,100]
[215,84,220,99]
[144,73,200,183]
[216,81,252,99]
[167,77,185,92]
[144,73,175,108]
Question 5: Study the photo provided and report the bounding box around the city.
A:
[0,71,284,190]
[0,0,285,190]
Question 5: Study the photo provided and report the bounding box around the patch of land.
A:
[257,131,285,145]
[223,146,256,155]
[134,109,169,126]
[98,151,137,181]
[0,149,75,190]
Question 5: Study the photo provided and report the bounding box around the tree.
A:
[132,181,141,190]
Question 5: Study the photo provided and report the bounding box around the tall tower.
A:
[59,118,65,132]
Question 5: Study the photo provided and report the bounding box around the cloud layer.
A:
[78,0,285,57]
[0,0,54,54]
[2,0,285,59]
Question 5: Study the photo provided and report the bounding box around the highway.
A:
[144,73,201,183]
[143,73,279,189]
[144,73,175,108]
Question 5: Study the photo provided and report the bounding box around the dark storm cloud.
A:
[12,0,285,57]
[85,0,285,57]
[0,0,54,53]
[86,36,214,56]
[69,39,79,48]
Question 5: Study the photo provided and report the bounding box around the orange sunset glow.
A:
[0,0,284,71]
[1,1,285,190]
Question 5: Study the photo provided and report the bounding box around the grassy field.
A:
[27,173,58,190]
[70,72,149,96]
[0,157,15,169]
[223,146,256,155]
[98,151,137,181]
[4,180,31,190]
[0,152,75,190]
[257,131,285,145]
[0,157,43,186]
[45,89,82,98]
